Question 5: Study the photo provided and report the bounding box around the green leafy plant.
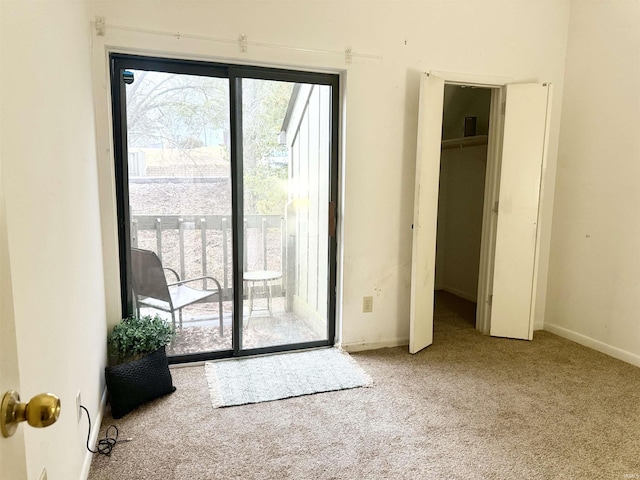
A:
[108,315,175,363]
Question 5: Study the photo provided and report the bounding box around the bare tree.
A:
[124,69,293,214]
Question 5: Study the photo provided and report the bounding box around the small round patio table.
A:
[243,270,282,318]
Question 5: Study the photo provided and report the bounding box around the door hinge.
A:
[488,294,493,306]
[492,201,499,214]
[501,102,506,115]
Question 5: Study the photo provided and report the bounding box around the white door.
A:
[409,73,444,354]
[409,77,551,353]
[0,164,28,479]
[490,83,551,340]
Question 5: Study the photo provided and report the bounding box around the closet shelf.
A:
[441,135,488,150]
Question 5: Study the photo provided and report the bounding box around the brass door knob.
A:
[1,390,61,438]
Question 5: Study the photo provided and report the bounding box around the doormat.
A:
[205,348,373,408]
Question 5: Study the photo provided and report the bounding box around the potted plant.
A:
[105,315,177,418]
[108,314,175,364]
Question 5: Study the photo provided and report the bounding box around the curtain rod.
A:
[92,18,382,64]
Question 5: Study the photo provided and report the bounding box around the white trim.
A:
[429,70,512,87]
[79,388,108,480]
[533,321,544,331]
[104,45,346,77]
[475,86,505,335]
[527,84,553,340]
[544,323,640,368]
[335,72,347,348]
[340,337,408,353]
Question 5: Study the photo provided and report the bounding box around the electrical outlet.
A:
[362,296,373,313]
[76,391,82,422]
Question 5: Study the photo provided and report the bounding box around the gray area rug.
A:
[205,348,372,407]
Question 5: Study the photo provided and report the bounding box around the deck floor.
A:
[140,296,326,356]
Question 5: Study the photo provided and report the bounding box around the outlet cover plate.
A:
[363,296,373,313]
[76,391,81,422]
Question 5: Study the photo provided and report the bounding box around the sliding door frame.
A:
[110,54,229,320]
[110,53,339,362]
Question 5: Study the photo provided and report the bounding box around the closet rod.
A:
[441,135,488,150]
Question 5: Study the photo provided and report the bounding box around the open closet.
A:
[409,72,552,354]
[435,85,491,316]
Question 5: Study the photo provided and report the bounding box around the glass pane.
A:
[241,79,331,350]
[125,70,233,356]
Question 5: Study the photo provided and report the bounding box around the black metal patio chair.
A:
[130,247,225,335]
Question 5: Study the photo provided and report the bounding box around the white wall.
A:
[545,0,640,366]
[88,0,571,349]
[1,1,107,479]
[436,145,487,301]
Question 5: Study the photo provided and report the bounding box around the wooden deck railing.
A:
[131,214,286,301]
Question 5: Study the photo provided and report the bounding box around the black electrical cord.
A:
[80,405,131,456]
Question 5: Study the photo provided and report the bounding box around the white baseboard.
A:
[544,322,640,368]
[533,321,544,331]
[440,286,477,303]
[341,337,409,353]
[80,387,107,480]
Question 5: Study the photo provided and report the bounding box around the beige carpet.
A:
[88,293,640,479]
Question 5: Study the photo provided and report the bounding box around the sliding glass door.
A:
[111,55,338,362]
[241,77,333,350]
